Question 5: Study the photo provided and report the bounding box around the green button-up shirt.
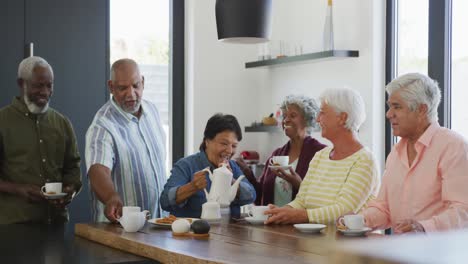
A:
[0,97,82,224]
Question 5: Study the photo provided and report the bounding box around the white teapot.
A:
[203,164,245,208]
[118,206,150,232]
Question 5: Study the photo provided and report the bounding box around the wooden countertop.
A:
[75,220,383,263]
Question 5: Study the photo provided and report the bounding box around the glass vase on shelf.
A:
[323,0,334,51]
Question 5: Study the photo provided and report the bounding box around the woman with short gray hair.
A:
[280,95,321,134]
[237,94,326,206]
[319,88,366,132]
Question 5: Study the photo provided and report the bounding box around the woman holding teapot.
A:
[160,113,256,218]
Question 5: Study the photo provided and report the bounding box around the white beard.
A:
[124,101,141,114]
[112,96,141,115]
[24,87,49,114]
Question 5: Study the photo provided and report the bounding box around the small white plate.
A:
[293,224,327,233]
[269,165,292,170]
[338,227,372,236]
[43,192,67,200]
[245,217,266,225]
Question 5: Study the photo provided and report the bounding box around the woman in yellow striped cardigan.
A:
[265,88,381,225]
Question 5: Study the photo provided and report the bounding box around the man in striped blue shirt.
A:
[85,59,167,222]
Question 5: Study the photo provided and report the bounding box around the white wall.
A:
[186,0,386,169]
[185,0,264,155]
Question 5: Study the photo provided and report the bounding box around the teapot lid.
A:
[214,163,232,175]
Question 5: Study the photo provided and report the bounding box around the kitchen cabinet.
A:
[0,0,108,224]
[245,49,359,68]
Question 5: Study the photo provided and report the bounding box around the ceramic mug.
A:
[339,215,365,230]
[41,182,62,194]
[248,205,269,221]
[269,156,289,166]
[119,211,148,232]
[201,201,221,220]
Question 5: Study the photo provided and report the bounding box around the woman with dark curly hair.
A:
[238,95,326,206]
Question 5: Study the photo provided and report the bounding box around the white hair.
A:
[17,56,54,81]
[386,73,441,123]
[280,94,320,134]
[319,87,366,132]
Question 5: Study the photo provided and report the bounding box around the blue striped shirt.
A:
[85,98,167,222]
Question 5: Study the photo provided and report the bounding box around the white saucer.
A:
[43,192,67,200]
[245,217,266,225]
[293,224,326,233]
[338,227,372,236]
[269,165,292,170]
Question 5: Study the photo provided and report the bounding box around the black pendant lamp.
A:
[216,0,272,44]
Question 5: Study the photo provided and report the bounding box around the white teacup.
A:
[248,205,269,221]
[119,211,149,232]
[339,215,365,230]
[41,182,62,194]
[269,156,289,166]
[201,201,221,220]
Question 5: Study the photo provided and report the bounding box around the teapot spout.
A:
[229,175,245,202]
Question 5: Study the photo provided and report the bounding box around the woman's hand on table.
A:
[264,205,308,225]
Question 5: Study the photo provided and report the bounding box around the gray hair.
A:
[110,58,141,81]
[280,94,320,134]
[386,73,441,123]
[17,56,54,81]
[319,88,366,132]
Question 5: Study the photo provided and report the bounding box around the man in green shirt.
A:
[0,56,82,224]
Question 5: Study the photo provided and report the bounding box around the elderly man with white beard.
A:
[0,56,82,224]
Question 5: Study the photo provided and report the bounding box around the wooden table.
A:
[75,220,383,263]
